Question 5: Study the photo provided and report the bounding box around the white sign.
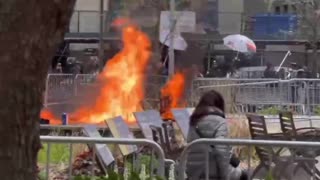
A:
[159,11,196,34]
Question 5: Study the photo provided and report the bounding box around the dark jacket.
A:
[264,69,277,78]
[186,107,232,180]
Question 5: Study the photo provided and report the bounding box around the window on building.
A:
[283,5,289,14]
[275,6,281,14]
[291,5,297,13]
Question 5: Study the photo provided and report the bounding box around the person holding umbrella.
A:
[223,34,257,58]
[223,34,256,78]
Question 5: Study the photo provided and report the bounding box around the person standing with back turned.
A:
[186,90,247,180]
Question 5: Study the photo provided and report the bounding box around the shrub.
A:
[314,106,320,116]
[258,106,281,115]
[73,167,164,180]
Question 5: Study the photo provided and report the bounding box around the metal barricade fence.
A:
[144,75,168,109]
[191,79,285,113]
[44,74,75,107]
[191,78,320,115]
[74,74,98,97]
[192,78,277,87]
[190,78,277,107]
[305,79,320,114]
[40,136,166,179]
[45,74,320,115]
[177,138,320,180]
[44,74,320,115]
[45,74,169,110]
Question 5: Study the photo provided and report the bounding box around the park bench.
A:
[247,113,318,179]
[279,111,320,140]
[279,111,320,179]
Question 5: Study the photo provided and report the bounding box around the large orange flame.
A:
[40,19,188,124]
[68,23,151,124]
[160,72,186,119]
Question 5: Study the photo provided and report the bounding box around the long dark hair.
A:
[190,90,225,126]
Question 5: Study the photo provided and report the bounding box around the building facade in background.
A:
[69,0,247,35]
[64,0,317,73]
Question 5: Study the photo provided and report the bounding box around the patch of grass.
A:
[258,106,281,115]
[123,154,160,175]
[38,143,87,164]
[314,106,320,116]
[265,169,275,180]
[73,170,164,180]
[38,143,71,164]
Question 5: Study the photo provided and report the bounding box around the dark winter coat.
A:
[186,107,232,180]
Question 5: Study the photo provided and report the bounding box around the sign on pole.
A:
[159,9,196,76]
[159,11,196,34]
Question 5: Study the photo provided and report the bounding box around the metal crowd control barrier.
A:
[44,74,75,107]
[44,74,320,115]
[191,78,320,115]
[40,136,166,179]
[44,73,168,110]
[177,138,320,180]
[144,75,168,109]
[74,73,97,96]
[190,78,279,107]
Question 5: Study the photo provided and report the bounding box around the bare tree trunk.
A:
[0,1,75,179]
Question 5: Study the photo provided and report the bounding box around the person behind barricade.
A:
[54,62,63,73]
[278,68,285,79]
[191,64,204,78]
[288,62,300,79]
[186,90,248,180]
[296,66,310,110]
[289,62,303,106]
[264,62,277,78]
[156,61,168,75]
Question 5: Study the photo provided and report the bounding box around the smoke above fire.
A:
[41,19,187,124]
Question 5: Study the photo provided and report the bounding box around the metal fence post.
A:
[91,145,96,176]
[150,149,154,178]
[305,81,313,127]
[99,0,105,70]
[46,143,51,180]
[279,80,283,110]
[68,143,73,179]
[74,74,79,96]
[205,146,209,180]
[248,145,252,179]
[40,136,166,178]
[77,11,80,32]
[168,0,176,77]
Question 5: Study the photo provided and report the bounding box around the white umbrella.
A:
[159,30,188,51]
[223,34,256,53]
